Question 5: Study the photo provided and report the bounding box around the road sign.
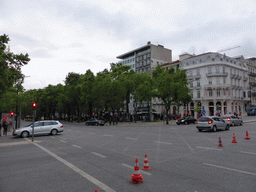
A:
[201,110,206,116]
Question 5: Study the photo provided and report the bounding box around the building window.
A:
[217,89,221,97]
[197,91,200,98]
[190,91,193,98]
[216,66,219,74]
[196,69,200,76]
[208,66,212,74]
[190,82,193,88]
[223,78,226,84]
[216,77,220,84]
[197,80,200,87]
[209,78,212,84]
[223,67,226,73]
[209,89,212,97]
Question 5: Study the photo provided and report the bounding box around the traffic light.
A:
[32,102,37,109]
[11,112,14,116]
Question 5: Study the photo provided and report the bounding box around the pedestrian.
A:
[3,121,8,136]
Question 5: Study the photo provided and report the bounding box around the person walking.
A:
[3,121,8,136]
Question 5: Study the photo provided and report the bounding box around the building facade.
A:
[178,52,251,117]
[117,42,172,112]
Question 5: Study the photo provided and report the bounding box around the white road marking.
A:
[60,140,67,143]
[154,141,172,145]
[103,134,114,137]
[125,137,137,140]
[122,163,152,176]
[0,140,41,147]
[25,138,116,192]
[203,163,256,176]
[72,145,82,149]
[196,146,223,151]
[92,152,106,158]
[240,151,256,155]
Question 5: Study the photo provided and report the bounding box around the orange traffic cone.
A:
[131,158,143,184]
[95,190,98,192]
[142,154,151,171]
[245,131,250,140]
[218,137,223,147]
[232,133,237,143]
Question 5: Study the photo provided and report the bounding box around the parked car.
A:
[222,114,243,126]
[13,120,63,138]
[85,118,105,126]
[196,116,229,132]
[247,107,256,116]
[176,116,196,125]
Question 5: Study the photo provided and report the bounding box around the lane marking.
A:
[203,163,256,176]
[154,141,172,145]
[196,146,223,151]
[24,138,116,192]
[240,151,256,155]
[103,134,114,137]
[122,163,151,176]
[60,140,67,143]
[72,145,82,149]
[0,140,41,147]
[92,152,106,158]
[125,137,137,140]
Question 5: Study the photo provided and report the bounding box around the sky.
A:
[1,0,256,90]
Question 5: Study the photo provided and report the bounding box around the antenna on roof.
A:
[218,46,241,53]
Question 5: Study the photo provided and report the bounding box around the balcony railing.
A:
[206,72,228,77]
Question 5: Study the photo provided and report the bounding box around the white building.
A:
[178,52,251,117]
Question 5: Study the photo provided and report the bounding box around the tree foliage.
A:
[0,34,30,99]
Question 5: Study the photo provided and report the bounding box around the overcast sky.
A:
[1,0,256,90]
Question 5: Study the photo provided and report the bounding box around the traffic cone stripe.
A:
[245,131,250,140]
[232,133,237,143]
[131,158,143,184]
[142,154,151,171]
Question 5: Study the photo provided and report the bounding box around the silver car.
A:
[222,114,243,126]
[13,120,64,138]
[196,116,229,132]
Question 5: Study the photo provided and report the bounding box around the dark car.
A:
[176,116,196,125]
[85,118,105,126]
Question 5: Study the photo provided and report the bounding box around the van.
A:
[247,107,256,116]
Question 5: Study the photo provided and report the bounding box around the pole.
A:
[32,110,35,142]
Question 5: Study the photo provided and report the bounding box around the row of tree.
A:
[0,34,191,124]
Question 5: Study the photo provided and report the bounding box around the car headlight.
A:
[181,120,184,122]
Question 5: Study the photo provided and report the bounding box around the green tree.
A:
[152,65,190,124]
[0,34,30,98]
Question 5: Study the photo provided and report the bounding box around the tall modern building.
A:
[117,42,172,74]
[117,42,172,113]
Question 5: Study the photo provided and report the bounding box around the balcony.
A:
[187,75,194,80]
[248,72,256,77]
[194,74,201,79]
[206,72,228,77]
[204,84,230,89]
[243,76,248,81]
[194,86,201,90]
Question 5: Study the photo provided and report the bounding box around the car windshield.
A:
[222,116,229,119]
[198,117,211,122]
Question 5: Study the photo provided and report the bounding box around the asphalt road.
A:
[1,117,256,192]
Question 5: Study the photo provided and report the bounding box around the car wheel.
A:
[193,121,196,124]
[198,129,202,132]
[231,122,235,127]
[176,123,180,125]
[21,131,29,138]
[51,129,58,135]
[212,126,217,132]
[85,123,89,126]
[185,121,188,125]
[225,125,230,130]
[240,121,243,126]
[96,123,99,126]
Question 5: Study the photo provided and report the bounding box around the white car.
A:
[13,120,64,138]
[222,114,243,126]
[196,116,229,132]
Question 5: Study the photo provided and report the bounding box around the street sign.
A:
[201,110,206,116]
